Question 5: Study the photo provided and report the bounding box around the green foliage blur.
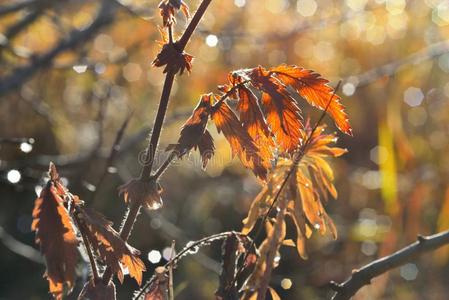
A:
[1,0,449,299]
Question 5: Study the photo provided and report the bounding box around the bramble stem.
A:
[102,0,214,285]
[140,70,176,179]
[72,213,100,282]
[178,0,212,51]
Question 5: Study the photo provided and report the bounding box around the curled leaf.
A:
[167,94,215,168]
[152,43,193,75]
[32,179,78,300]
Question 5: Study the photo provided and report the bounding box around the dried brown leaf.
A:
[152,43,193,75]
[32,179,78,300]
[168,94,214,168]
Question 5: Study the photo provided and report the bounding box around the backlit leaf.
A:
[247,66,304,153]
[270,64,352,135]
[237,86,274,169]
[32,179,78,300]
[212,98,267,180]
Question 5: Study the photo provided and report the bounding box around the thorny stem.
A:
[103,0,214,285]
[177,0,212,51]
[134,231,251,300]
[168,24,174,44]
[140,70,176,179]
[168,240,175,300]
[232,81,342,292]
[153,152,177,179]
[72,212,100,282]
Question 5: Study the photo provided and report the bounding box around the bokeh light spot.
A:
[281,278,292,289]
[205,34,218,47]
[297,0,317,17]
[234,0,246,8]
[7,169,21,184]
[400,263,418,281]
[148,250,162,264]
[404,87,424,107]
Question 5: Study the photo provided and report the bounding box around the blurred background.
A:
[1,0,449,299]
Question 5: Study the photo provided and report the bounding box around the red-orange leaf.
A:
[236,86,274,169]
[77,207,146,285]
[212,98,267,180]
[247,66,304,153]
[31,181,78,300]
[270,64,352,135]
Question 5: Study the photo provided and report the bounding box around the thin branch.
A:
[177,0,212,51]
[139,70,176,179]
[0,137,34,145]
[168,240,175,300]
[1,9,42,43]
[330,230,449,300]
[134,231,250,300]
[72,214,100,282]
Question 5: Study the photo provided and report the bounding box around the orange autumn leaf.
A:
[31,180,78,300]
[245,66,304,153]
[236,86,274,169]
[270,64,352,135]
[76,207,146,285]
[168,94,215,168]
[212,98,267,180]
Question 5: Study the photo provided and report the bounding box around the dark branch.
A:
[330,230,449,300]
